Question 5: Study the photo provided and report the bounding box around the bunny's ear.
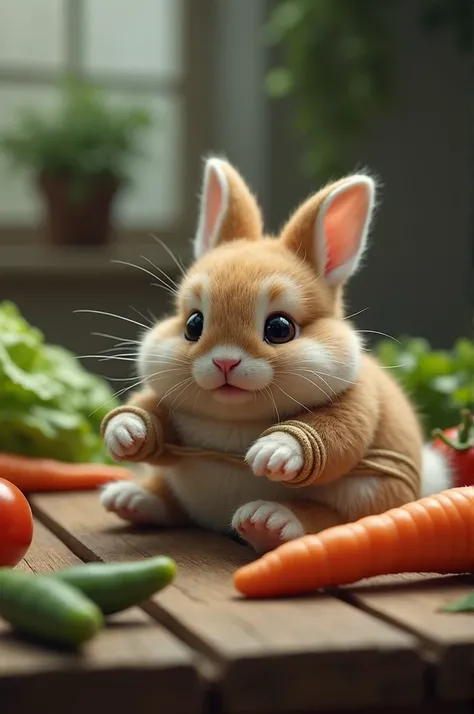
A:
[281,174,377,285]
[193,157,263,260]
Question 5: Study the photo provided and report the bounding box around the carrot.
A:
[0,452,131,492]
[233,487,474,598]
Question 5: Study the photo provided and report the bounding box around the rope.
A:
[162,442,417,488]
[101,405,419,491]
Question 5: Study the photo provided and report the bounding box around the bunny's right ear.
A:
[280,173,377,286]
[193,157,263,260]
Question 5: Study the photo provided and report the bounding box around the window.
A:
[0,0,210,255]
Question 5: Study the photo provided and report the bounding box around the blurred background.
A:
[0,0,472,435]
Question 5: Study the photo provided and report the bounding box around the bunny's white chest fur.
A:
[164,412,300,532]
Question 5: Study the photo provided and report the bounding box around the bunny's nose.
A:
[213,358,241,374]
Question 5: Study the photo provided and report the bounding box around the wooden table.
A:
[1,491,473,714]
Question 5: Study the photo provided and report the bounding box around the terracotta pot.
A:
[38,173,120,246]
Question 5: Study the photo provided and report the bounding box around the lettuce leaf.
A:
[0,301,120,462]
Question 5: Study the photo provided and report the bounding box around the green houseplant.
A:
[0,77,152,246]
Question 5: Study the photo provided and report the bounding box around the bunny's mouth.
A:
[211,383,253,404]
[217,384,247,394]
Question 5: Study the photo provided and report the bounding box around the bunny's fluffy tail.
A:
[420,444,453,497]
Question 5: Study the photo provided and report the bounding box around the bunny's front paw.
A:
[104,412,147,461]
[246,432,304,482]
[232,500,304,553]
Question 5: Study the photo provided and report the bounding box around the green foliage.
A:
[375,336,474,436]
[0,301,120,463]
[264,0,395,180]
[264,0,473,182]
[0,76,153,200]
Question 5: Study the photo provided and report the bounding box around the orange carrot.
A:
[234,487,474,598]
[0,452,131,493]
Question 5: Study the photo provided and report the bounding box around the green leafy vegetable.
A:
[375,336,474,436]
[440,590,474,613]
[0,301,119,463]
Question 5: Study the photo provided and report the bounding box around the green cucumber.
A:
[0,568,103,646]
[50,556,177,615]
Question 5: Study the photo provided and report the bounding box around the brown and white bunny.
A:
[99,157,452,553]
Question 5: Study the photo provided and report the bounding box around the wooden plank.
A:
[32,492,429,714]
[340,572,474,703]
[269,706,474,714]
[0,519,203,714]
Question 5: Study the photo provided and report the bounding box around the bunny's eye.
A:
[185,311,204,341]
[264,314,296,345]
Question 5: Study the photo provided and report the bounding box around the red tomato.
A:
[432,409,474,488]
[0,478,33,566]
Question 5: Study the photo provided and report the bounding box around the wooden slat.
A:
[0,519,203,714]
[31,492,429,714]
[341,572,474,702]
[278,707,474,714]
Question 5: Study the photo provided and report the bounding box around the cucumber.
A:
[0,568,103,646]
[50,556,177,615]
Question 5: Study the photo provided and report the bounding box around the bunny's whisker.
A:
[130,306,155,327]
[107,367,186,382]
[87,376,149,418]
[141,255,181,292]
[111,259,179,297]
[151,234,187,278]
[158,378,195,408]
[75,354,172,364]
[92,332,141,345]
[75,309,150,331]
[343,306,370,321]
[271,382,312,414]
[170,382,197,415]
[264,386,281,423]
[357,329,400,343]
[98,342,139,355]
[292,367,356,387]
[280,371,334,402]
[192,387,203,414]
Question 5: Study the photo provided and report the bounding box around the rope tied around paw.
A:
[101,406,419,494]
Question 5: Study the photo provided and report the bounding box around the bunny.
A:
[99,157,452,553]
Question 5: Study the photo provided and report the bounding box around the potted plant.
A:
[0,77,152,246]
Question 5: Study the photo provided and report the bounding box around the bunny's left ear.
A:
[281,174,377,285]
[193,157,263,260]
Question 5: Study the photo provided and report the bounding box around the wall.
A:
[0,272,170,385]
[269,0,473,348]
[211,0,270,213]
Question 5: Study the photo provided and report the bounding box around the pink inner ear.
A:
[323,184,369,274]
[203,169,223,250]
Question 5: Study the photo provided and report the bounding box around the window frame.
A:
[0,0,213,255]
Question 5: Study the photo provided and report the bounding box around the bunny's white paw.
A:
[104,412,147,461]
[232,500,304,553]
[100,481,167,525]
[246,432,304,482]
